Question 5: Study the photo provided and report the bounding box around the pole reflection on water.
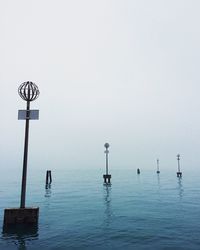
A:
[2,224,38,250]
[157,173,161,190]
[103,185,113,227]
[177,177,184,199]
[44,184,52,213]
[45,184,52,198]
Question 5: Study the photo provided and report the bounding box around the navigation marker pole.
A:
[103,143,111,184]
[156,159,160,174]
[176,154,182,177]
[3,81,40,228]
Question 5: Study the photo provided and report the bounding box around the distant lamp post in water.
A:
[156,159,160,174]
[103,143,111,184]
[3,81,40,229]
[176,154,182,177]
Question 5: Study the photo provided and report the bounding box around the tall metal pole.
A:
[20,99,30,208]
[18,81,39,210]
[104,143,110,176]
[3,82,40,227]
[157,159,159,172]
[103,143,111,184]
[106,150,108,175]
[177,154,180,173]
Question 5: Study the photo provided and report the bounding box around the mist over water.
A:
[1,0,200,170]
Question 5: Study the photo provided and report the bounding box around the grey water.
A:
[1,168,200,250]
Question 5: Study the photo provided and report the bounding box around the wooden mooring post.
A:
[45,170,52,188]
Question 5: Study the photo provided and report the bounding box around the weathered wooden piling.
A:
[103,143,111,184]
[137,168,140,174]
[45,170,52,188]
[176,154,182,177]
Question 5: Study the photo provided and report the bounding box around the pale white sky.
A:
[1,0,200,171]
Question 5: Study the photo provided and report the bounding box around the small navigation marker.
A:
[3,82,40,229]
[156,159,160,174]
[176,154,182,177]
[137,168,140,174]
[103,143,111,184]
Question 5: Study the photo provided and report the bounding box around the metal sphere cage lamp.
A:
[18,81,40,102]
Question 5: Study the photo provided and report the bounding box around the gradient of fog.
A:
[1,0,200,171]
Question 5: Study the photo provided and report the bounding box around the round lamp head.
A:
[18,81,40,102]
[104,143,110,148]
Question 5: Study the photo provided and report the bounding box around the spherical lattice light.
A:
[104,143,110,148]
[18,81,40,101]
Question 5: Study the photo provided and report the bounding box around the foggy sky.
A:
[1,0,200,171]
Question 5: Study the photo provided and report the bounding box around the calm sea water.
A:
[1,168,200,250]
